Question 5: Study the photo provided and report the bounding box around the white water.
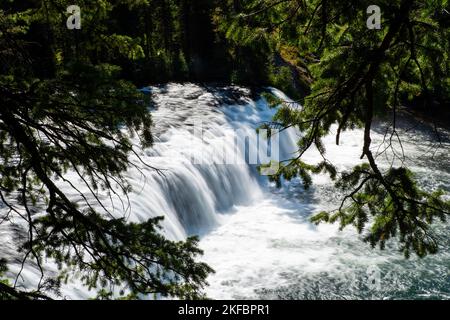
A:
[1,83,449,299]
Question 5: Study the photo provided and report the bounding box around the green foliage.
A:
[228,0,450,257]
[35,214,211,298]
[0,0,213,300]
[213,1,310,94]
[312,166,450,258]
[261,92,284,109]
[1,0,449,301]
[268,66,296,97]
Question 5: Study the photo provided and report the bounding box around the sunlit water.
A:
[1,83,449,299]
[200,119,450,300]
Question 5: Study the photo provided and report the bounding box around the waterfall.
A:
[1,83,449,299]
[123,83,299,239]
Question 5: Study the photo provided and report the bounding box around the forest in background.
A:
[0,0,313,98]
[2,1,449,108]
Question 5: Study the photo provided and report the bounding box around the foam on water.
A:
[1,83,449,299]
[199,88,450,299]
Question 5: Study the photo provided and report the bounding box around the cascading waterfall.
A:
[1,83,449,299]
[126,83,300,239]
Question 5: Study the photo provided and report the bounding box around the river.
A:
[1,83,449,299]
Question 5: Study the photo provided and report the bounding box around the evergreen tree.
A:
[1,0,450,301]
[0,0,212,299]
[220,0,450,258]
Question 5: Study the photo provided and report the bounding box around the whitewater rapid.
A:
[194,85,450,299]
[1,83,449,299]
[144,84,450,299]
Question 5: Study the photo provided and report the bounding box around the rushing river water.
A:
[1,83,449,299]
